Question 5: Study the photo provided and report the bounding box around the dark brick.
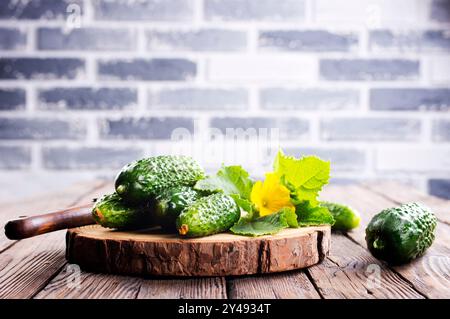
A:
[0,88,26,110]
[260,88,359,110]
[148,88,248,110]
[259,30,358,52]
[98,59,196,81]
[429,179,450,199]
[146,29,247,51]
[321,118,421,141]
[370,30,450,52]
[0,0,83,20]
[0,118,86,140]
[430,0,450,22]
[42,146,143,169]
[100,117,194,139]
[432,120,450,141]
[0,58,85,80]
[320,59,420,81]
[205,0,305,21]
[38,27,136,51]
[282,147,366,172]
[0,28,26,50]
[0,146,31,169]
[210,117,309,140]
[370,88,450,111]
[38,88,137,110]
[93,0,193,21]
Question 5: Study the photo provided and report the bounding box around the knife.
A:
[4,203,95,240]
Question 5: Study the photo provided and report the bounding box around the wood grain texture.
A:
[34,264,141,299]
[0,182,112,299]
[137,277,227,299]
[307,233,424,299]
[322,184,450,299]
[66,225,331,277]
[363,181,450,225]
[227,271,321,299]
[2,181,449,299]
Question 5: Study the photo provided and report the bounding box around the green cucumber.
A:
[320,201,360,231]
[365,202,437,265]
[92,193,154,229]
[115,155,204,204]
[154,186,201,230]
[176,193,240,237]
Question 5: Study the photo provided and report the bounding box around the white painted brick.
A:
[315,0,423,27]
[207,56,316,82]
[430,56,450,83]
[376,147,450,172]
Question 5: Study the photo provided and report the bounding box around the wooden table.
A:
[0,180,449,299]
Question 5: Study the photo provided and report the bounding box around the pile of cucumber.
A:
[93,154,437,266]
[93,155,239,237]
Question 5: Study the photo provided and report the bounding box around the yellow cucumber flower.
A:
[251,173,294,217]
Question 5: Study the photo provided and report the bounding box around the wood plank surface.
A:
[0,181,111,299]
[137,277,227,299]
[37,268,228,299]
[306,233,424,299]
[322,184,450,299]
[34,264,142,299]
[1,181,449,299]
[227,271,321,299]
[363,181,450,225]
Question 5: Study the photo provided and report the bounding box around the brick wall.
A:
[0,0,449,200]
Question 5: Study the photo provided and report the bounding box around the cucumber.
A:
[92,193,154,229]
[115,155,205,204]
[154,186,201,230]
[365,202,437,265]
[320,201,360,231]
[176,193,240,237]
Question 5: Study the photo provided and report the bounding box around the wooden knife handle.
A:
[4,204,95,240]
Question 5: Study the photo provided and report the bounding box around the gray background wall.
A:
[0,0,449,201]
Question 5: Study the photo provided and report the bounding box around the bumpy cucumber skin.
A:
[321,201,360,231]
[176,193,240,237]
[155,186,201,229]
[92,193,153,229]
[365,203,437,265]
[115,155,205,204]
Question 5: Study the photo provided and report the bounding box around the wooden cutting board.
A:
[66,225,331,277]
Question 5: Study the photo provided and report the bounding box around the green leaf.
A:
[295,200,335,227]
[194,165,253,200]
[230,212,289,237]
[274,150,330,206]
[230,194,256,221]
[279,207,298,228]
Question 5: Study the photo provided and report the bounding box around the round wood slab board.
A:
[66,225,331,277]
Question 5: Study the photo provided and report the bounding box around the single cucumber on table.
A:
[320,201,360,231]
[365,202,437,265]
[92,193,154,229]
[115,155,205,204]
[154,186,201,230]
[176,193,240,237]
